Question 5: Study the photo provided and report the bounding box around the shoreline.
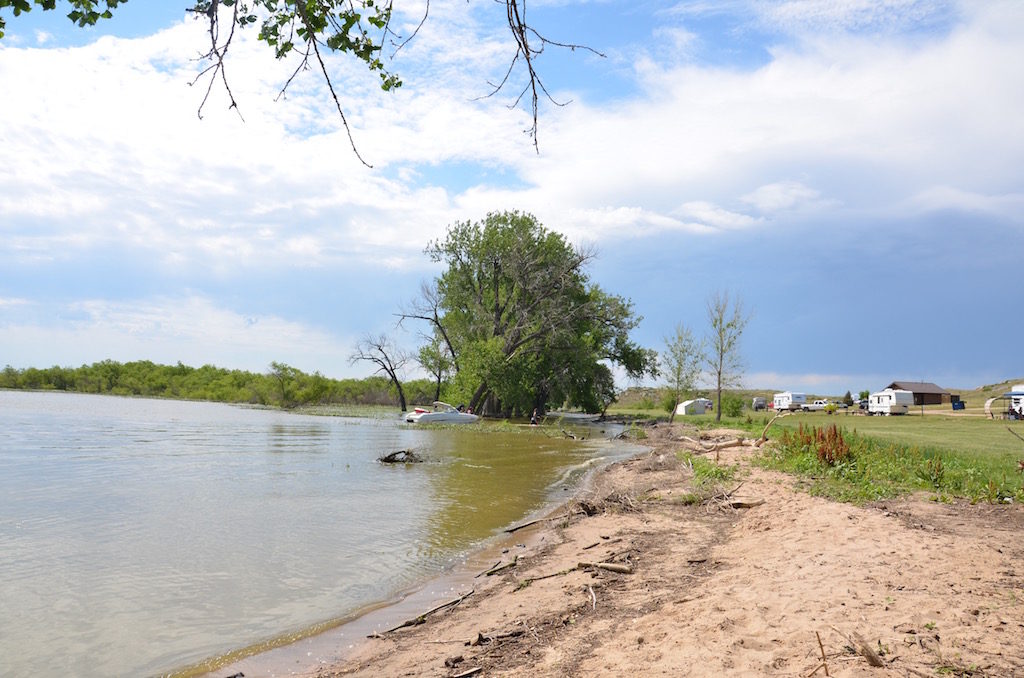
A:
[197,435,647,678]
[284,423,1024,677]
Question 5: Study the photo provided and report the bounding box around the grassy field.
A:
[756,411,1024,503]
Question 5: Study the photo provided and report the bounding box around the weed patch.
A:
[756,425,1024,504]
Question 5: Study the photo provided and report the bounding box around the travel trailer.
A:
[868,388,913,415]
[1010,384,1024,418]
[773,392,806,411]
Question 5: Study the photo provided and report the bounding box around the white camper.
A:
[675,399,706,416]
[1011,384,1024,418]
[868,388,913,415]
[773,392,806,411]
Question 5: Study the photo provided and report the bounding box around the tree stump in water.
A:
[379,450,423,464]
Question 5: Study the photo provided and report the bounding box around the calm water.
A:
[0,391,633,677]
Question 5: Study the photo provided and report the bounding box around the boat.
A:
[405,401,479,424]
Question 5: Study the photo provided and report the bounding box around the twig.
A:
[830,626,884,667]
[475,559,502,578]
[588,584,596,610]
[452,668,482,678]
[505,509,579,533]
[816,631,830,676]
[485,555,519,576]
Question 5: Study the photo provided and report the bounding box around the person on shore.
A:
[530,408,538,425]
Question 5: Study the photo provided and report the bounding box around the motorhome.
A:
[773,392,806,411]
[868,388,913,415]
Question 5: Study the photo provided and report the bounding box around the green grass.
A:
[756,417,1024,504]
[674,452,740,505]
[772,411,1024,459]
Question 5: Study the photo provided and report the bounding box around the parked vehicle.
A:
[751,396,766,411]
[773,392,806,411]
[868,389,913,416]
[802,399,829,412]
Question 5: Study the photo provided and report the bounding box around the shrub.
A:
[722,394,744,417]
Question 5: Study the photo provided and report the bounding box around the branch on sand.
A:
[371,590,475,636]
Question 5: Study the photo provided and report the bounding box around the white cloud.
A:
[742,181,823,213]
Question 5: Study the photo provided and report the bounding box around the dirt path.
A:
[294,424,1023,678]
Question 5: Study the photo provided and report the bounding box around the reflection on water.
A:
[0,391,637,678]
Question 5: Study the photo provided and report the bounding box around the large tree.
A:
[704,291,749,423]
[407,211,655,416]
[0,0,599,163]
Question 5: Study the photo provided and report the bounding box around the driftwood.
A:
[452,668,482,678]
[516,558,633,589]
[469,629,525,646]
[578,561,633,574]
[756,411,789,446]
[373,590,474,636]
[378,449,422,463]
[728,499,766,509]
[505,507,584,533]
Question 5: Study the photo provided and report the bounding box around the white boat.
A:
[405,401,479,424]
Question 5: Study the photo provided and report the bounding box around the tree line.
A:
[0,359,436,409]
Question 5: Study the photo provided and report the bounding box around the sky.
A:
[1,0,1022,396]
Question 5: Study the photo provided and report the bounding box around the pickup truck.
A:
[802,399,830,412]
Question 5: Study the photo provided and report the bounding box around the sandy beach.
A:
[218,422,1024,677]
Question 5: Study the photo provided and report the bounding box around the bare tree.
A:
[705,291,749,423]
[662,322,704,423]
[350,333,409,411]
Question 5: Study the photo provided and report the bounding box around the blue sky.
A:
[1,0,1022,396]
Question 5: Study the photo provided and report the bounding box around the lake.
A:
[0,390,636,677]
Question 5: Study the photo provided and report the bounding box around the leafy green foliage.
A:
[0,0,126,38]
[721,393,744,418]
[420,211,656,416]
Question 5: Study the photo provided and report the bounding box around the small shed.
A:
[885,381,952,406]
[675,399,706,416]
